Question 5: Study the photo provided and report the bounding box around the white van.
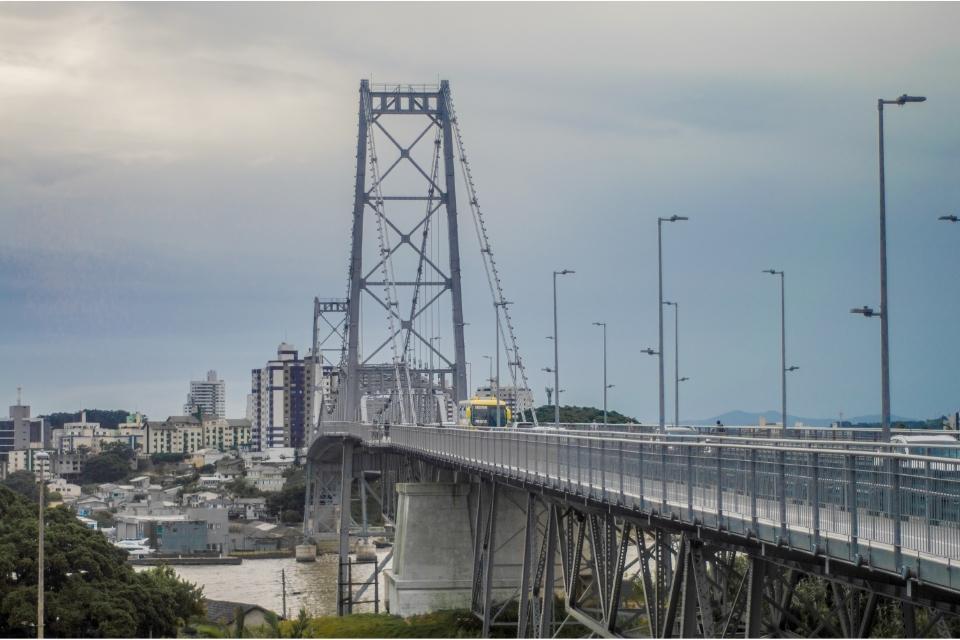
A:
[890,434,960,457]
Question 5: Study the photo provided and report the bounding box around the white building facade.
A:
[183,370,226,419]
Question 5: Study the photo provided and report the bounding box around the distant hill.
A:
[690,410,921,428]
[533,405,637,424]
[40,409,135,429]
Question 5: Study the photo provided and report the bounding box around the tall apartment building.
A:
[183,370,226,419]
[1,389,45,457]
[250,343,315,450]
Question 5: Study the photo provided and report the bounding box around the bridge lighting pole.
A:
[553,270,574,426]
[762,270,798,429]
[852,93,926,442]
[679,376,690,426]
[663,301,681,427]
[482,355,492,396]
[657,216,687,434]
[592,322,609,425]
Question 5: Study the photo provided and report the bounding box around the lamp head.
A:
[896,94,926,105]
[641,348,658,356]
[939,215,959,223]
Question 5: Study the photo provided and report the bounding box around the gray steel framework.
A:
[307,422,960,637]
[342,81,468,422]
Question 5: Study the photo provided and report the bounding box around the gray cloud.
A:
[2,2,959,421]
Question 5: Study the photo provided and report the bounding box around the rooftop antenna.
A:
[16,386,21,406]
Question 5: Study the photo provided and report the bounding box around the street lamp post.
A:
[35,450,49,640]
[592,322,608,425]
[657,216,688,434]
[663,301,681,427]
[552,269,574,426]
[853,93,926,442]
[762,270,798,429]
[482,355,492,397]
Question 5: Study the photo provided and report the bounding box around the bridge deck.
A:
[317,422,960,598]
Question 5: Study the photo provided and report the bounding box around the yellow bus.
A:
[457,396,511,428]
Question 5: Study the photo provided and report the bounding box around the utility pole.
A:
[282,569,287,620]
[36,451,49,640]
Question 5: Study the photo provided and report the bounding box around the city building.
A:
[9,448,53,476]
[146,416,251,455]
[474,385,535,415]
[114,514,209,554]
[183,370,226,419]
[0,389,45,456]
[250,343,315,450]
[52,411,144,455]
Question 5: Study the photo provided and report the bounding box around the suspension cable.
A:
[445,89,539,425]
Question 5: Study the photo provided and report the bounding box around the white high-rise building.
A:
[183,370,226,419]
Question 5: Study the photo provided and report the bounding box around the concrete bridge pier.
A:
[383,480,528,617]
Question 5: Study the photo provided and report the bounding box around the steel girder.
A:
[326,446,960,638]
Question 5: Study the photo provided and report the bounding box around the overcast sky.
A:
[2,2,959,423]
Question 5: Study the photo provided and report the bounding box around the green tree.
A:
[0,485,204,637]
[225,478,262,499]
[532,405,638,425]
[41,410,133,430]
[266,468,305,522]
[1,471,41,502]
[79,452,130,484]
[288,608,310,638]
[151,452,188,465]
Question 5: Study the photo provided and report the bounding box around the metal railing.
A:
[317,423,960,592]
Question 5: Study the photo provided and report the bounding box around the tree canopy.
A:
[532,405,638,425]
[1,472,42,503]
[0,485,204,637]
[78,445,135,484]
[41,410,134,430]
[266,468,305,524]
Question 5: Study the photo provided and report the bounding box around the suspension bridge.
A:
[302,80,960,638]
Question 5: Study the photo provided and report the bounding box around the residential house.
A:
[75,497,109,517]
[115,514,208,554]
[229,497,268,521]
[204,600,276,628]
[245,464,285,492]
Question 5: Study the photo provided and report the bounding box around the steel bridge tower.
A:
[340,80,468,420]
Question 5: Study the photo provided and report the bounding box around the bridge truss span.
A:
[309,422,960,638]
